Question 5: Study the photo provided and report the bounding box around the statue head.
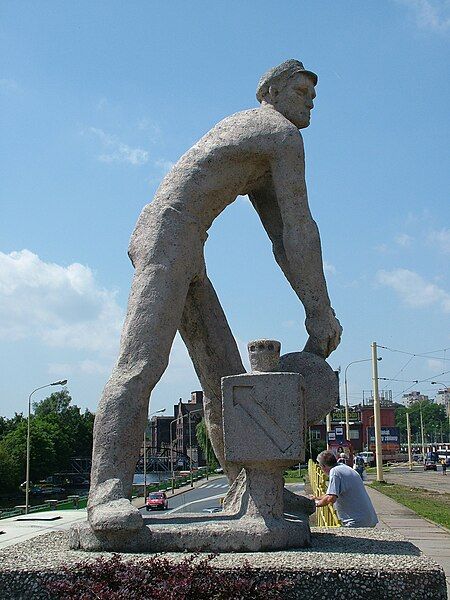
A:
[256,59,317,129]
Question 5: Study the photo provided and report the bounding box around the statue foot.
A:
[283,487,315,517]
[89,498,143,532]
[88,478,143,533]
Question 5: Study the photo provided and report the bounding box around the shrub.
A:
[46,553,292,599]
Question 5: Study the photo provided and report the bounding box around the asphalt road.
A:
[139,476,229,516]
[367,465,450,494]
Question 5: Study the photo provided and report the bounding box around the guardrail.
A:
[0,469,217,520]
[132,469,214,496]
[307,459,341,528]
[0,494,88,520]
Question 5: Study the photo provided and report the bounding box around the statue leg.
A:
[88,209,204,531]
[179,274,246,483]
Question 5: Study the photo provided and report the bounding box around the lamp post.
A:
[344,357,381,442]
[169,417,177,494]
[143,408,165,502]
[25,379,67,515]
[188,408,203,488]
[169,408,204,493]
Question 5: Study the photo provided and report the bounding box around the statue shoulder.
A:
[210,108,300,143]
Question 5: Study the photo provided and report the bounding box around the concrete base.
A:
[69,513,311,552]
[0,528,447,599]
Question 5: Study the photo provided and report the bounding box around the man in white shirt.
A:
[314,450,378,527]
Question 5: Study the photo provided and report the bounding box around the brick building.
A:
[310,401,398,453]
[148,391,206,468]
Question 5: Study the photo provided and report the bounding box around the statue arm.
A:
[254,134,341,358]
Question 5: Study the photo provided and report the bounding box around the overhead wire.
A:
[391,369,450,400]
[378,345,450,361]
[381,354,415,391]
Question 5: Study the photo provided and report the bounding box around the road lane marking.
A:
[167,493,225,514]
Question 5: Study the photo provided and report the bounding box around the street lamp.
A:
[143,408,166,501]
[344,357,381,442]
[169,408,204,493]
[169,416,178,494]
[188,408,203,488]
[25,379,67,515]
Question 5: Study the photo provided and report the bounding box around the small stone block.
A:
[222,372,305,462]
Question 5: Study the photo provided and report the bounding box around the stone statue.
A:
[73,338,316,552]
[87,59,342,535]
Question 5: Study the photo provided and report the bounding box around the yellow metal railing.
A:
[308,459,341,528]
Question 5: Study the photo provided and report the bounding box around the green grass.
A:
[284,469,305,483]
[370,481,450,530]
[365,466,391,474]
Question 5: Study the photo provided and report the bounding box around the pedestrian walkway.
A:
[366,484,450,596]
[0,509,87,550]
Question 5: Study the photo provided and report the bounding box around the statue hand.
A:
[304,307,342,358]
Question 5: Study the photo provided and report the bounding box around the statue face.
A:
[271,72,316,129]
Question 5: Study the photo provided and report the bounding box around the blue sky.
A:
[1,1,449,418]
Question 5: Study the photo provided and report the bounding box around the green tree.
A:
[395,399,449,444]
[33,389,71,417]
[305,436,326,462]
[0,444,20,491]
[0,390,95,494]
[196,419,218,469]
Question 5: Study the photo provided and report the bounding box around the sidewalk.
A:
[0,476,214,550]
[366,484,450,596]
[0,509,87,550]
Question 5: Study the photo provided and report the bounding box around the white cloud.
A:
[428,228,450,254]
[48,359,112,377]
[0,250,124,353]
[377,268,450,312]
[395,233,413,247]
[374,243,390,254]
[137,118,161,137]
[397,0,450,32]
[88,127,149,165]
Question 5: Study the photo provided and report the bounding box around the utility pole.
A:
[419,403,426,461]
[406,411,412,471]
[371,342,384,482]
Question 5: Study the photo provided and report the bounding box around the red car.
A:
[146,492,168,511]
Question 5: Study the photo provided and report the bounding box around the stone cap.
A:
[247,339,281,372]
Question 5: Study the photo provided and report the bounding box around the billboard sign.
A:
[331,409,360,423]
[368,427,400,452]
